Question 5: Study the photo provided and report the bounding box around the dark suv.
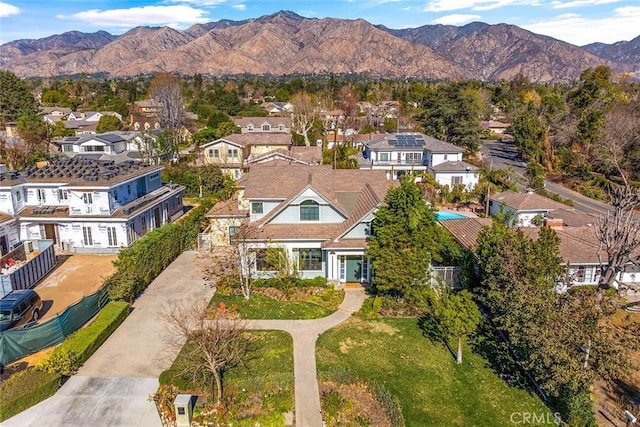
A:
[0,289,43,332]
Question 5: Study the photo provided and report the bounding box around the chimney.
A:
[544,218,564,230]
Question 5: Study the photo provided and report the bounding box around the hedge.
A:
[41,301,130,375]
[0,368,61,422]
[105,197,215,302]
[252,276,328,289]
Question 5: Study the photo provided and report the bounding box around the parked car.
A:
[0,289,43,331]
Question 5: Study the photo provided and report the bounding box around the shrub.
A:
[0,368,61,422]
[252,276,327,289]
[39,347,79,376]
[47,301,130,366]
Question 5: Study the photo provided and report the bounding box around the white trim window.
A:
[299,200,319,221]
[37,189,46,204]
[107,227,118,246]
[82,226,93,246]
[82,192,93,204]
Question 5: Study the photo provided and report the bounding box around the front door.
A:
[346,256,362,283]
[44,223,57,244]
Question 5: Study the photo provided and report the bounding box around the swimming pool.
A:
[435,211,467,220]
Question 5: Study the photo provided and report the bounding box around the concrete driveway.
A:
[2,251,214,427]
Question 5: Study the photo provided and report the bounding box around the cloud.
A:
[432,14,482,25]
[523,6,640,45]
[232,3,246,10]
[167,0,226,5]
[551,0,619,8]
[58,5,209,28]
[423,0,536,12]
[0,2,19,17]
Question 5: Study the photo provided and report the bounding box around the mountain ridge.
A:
[1,11,638,82]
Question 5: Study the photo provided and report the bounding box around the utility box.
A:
[174,394,193,427]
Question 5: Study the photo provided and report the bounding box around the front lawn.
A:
[210,287,344,320]
[159,330,294,426]
[316,317,551,426]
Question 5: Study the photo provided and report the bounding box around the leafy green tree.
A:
[215,122,241,138]
[96,115,123,133]
[0,70,38,124]
[51,121,75,138]
[41,89,72,107]
[525,161,546,192]
[511,107,545,162]
[438,290,481,364]
[367,176,454,304]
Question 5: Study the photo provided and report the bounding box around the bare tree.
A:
[290,92,323,146]
[162,298,250,406]
[594,104,640,309]
[149,73,185,158]
[200,225,255,299]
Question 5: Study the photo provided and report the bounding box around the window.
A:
[82,226,93,246]
[227,148,238,158]
[127,185,131,195]
[253,248,272,271]
[228,226,239,242]
[278,124,285,131]
[208,148,219,158]
[57,189,68,201]
[406,152,422,163]
[15,191,21,202]
[298,249,322,271]
[451,176,463,186]
[251,202,263,214]
[378,152,389,162]
[443,154,448,160]
[247,125,254,132]
[149,172,160,181]
[63,145,74,152]
[299,200,319,221]
[107,227,117,246]
[82,192,93,204]
[262,124,271,131]
[37,189,46,203]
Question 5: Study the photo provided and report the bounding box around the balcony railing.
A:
[372,159,425,166]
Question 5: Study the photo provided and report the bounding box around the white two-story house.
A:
[0,158,185,253]
[59,131,147,156]
[359,132,479,189]
[205,164,395,285]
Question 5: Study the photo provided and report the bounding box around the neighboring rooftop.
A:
[364,133,465,153]
[490,190,569,211]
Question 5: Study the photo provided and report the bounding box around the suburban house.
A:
[489,190,578,227]
[199,133,321,179]
[358,132,479,189]
[259,102,293,115]
[58,131,147,156]
[64,111,123,135]
[203,164,395,285]
[0,158,184,253]
[481,120,510,134]
[233,117,292,134]
[42,107,72,125]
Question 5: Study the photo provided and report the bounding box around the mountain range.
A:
[1,11,638,83]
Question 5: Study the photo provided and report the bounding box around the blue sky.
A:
[1,0,638,46]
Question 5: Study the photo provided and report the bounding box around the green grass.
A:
[160,330,293,426]
[0,368,61,422]
[210,291,342,320]
[316,317,551,427]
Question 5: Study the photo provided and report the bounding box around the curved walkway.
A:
[249,287,366,427]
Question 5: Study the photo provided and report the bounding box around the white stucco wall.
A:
[434,171,479,191]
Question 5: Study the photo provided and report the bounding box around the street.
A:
[481,141,614,217]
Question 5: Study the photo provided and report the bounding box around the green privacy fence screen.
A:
[0,287,108,366]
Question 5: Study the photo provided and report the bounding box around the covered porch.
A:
[324,239,370,286]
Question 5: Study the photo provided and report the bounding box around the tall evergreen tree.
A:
[367,176,453,304]
[0,70,38,124]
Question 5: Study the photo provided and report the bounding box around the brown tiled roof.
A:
[519,226,603,264]
[245,223,339,240]
[224,133,291,147]
[546,208,596,227]
[242,164,391,206]
[490,191,568,211]
[438,218,494,250]
[322,239,368,249]
[334,184,381,238]
[206,196,247,218]
[289,146,322,164]
[234,117,292,128]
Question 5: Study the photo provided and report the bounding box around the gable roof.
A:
[234,116,292,128]
[60,131,141,146]
[438,217,494,250]
[203,133,292,148]
[519,226,604,264]
[490,191,568,212]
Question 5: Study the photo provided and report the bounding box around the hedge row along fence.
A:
[0,301,130,422]
[105,197,215,302]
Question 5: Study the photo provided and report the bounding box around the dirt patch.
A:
[35,254,117,320]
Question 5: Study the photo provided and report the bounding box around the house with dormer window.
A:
[0,158,184,253]
[234,117,292,134]
[204,164,395,284]
[358,132,479,189]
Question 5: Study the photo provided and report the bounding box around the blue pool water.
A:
[435,211,467,220]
